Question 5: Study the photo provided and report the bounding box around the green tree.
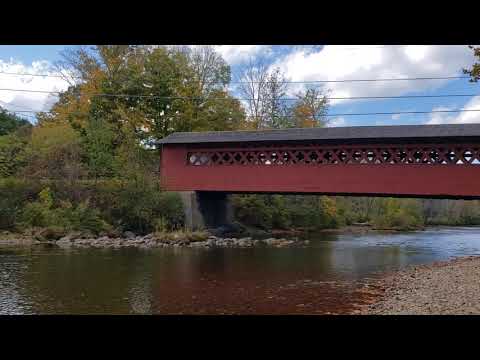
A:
[0,108,30,136]
[82,116,117,179]
[0,112,32,178]
[373,198,424,230]
[20,122,86,181]
[53,45,245,147]
[0,133,26,177]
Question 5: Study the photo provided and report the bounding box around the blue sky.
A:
[0,45,478,127]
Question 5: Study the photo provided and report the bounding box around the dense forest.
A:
[2,45,480,238]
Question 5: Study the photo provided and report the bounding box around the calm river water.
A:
[2,226,480,315]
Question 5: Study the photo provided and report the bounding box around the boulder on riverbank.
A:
[1,226,311,249]
[46,230,308,249]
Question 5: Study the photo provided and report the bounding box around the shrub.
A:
[1,179,184,235]
[373,198,424,230]
[105,182,184,234]
[232,195,275,229]
[17,187,110,234]
[57,200,111,233]
[0,178,41,230]
[232,194,341,230]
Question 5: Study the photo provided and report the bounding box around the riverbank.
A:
[0,224,433,249]
[0,229,309,249]
[358,256,480,315]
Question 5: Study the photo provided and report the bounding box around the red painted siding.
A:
[160,144,480,198]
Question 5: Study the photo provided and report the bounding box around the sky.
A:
[0,45,478,127]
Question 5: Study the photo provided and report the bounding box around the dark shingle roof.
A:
[158,124,480,145]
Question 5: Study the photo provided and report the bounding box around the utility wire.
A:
[0,70,79,79]
[0,70,470,84]
[8,108,480,118]
[0,87,478,102]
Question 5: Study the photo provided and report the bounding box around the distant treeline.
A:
[232,194,480,231]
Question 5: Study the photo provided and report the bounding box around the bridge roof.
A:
[158,123,480,145]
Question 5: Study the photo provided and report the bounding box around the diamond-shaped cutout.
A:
[397,151,407,163]
[308,151,319,162]
[188,154,197,165]
[463,150,474,163]
[295,151,305,162]
[446,150,457,163]
[258,152,267,163]
[337,150,347,163]
[323,151,333,163]
[270,152,279,163]
[381,150,391,163]
[429,150,439,163]
[352,150,362,162]
[246,152,256,164]
[199,154,209,164]
[366,150,375,162]
[413,150,424,163]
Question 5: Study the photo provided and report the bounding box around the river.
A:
[1,226,480,314]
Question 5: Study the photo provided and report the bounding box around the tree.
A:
[52,45,245,149]
[290,88,330,128]
[82,116,117,180]
[238,61,330,130]
[0,108,31,136]
[183,46,231,96]
[0,133,26,177]
[20,122,86,181]
[263,68,290,129]
[463,45,480,82]
[171,46,244,132]
[237,59,274,129]
[0,110,32,177]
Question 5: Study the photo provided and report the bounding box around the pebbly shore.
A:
[360,256,480,315]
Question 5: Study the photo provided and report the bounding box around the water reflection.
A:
[2,227,480,314]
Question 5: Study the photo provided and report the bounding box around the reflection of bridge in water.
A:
[158,124,480,228]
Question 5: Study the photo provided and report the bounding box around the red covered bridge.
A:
[158,124,480,228]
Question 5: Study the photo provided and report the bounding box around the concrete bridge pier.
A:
[179,191,233,230]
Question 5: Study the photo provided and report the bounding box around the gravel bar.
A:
[361,256,480,315]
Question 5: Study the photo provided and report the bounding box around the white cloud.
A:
[404,45,429,62]
[213,45,272,65]
[427,96,480,125]
[0,59,70,119]
[270,45,475,105]
[326,116,346,127]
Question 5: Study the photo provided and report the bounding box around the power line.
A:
[0,70,79,79]
[0,87,478,102]
[324,109,480,117]
[0,70,470,84]
[8,108,480,118]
